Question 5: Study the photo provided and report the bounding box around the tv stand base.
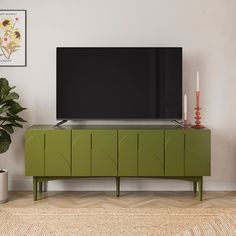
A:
[54,119,68,127]
[32,176,203,201]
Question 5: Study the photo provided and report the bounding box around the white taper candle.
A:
[196,71,200,92]
[184,94,187,120]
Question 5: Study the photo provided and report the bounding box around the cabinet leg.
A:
[193,181,197,193]
[198,177,203,201]
[33,177,38,201]
[116,177,120,197]
[39,181,43,193]
[43,180,48,192]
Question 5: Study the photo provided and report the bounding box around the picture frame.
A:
[0,10,27,67]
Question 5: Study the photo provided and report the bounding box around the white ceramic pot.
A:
[0,169,8,203]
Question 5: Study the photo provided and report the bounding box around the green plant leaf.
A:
[10,115,26,122]
[11,121,23,128]
[0,129,11,154]
[0,78,26,153]
[9,86,16,92]
[6,101,26,114]
[0,106,9,114]
[0,116,24,127]
[2,124,14,134]
[4,92,19,101]
[0,116,12,121]
[0,78,10,100]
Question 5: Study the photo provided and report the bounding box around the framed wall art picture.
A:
[0,10,26,67]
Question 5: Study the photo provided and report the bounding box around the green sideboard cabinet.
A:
[25,125,211,201]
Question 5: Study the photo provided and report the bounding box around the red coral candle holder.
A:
[192,91,204,129]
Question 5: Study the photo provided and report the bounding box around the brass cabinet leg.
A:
[33,177,38,201]
[39,181,43,193]
[193,181,197,193]
[116,177,120,197]
[198,177,203,201]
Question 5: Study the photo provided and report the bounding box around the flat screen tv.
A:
[57,47,182,119]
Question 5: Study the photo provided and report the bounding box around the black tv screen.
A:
[57,47,182,119]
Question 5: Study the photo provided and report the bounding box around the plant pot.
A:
[0,169,8,203]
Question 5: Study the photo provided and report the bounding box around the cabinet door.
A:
[45,130,71,176]
[72,130,91,176]
[165,130,184,176]
[138,130,164,176]
[185,129,211,176]
[118,130,138,176]
[25,130,44,176]
[92,130,117,176]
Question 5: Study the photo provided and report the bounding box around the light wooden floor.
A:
[1,191,236,208]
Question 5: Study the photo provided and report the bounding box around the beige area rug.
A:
[0,208,236,236]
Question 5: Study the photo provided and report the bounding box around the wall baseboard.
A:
[9,178,236,191]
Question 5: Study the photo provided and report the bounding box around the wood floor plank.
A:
[1,191,236,208]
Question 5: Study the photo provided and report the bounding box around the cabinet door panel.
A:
[118,130,137,176]
[25,130,44,176]
[92,130,117,176]
[72,130,91,176]
[138,130,164,176]
[165,130,184,176]
[185,129,211,176]
[45,130,71,176]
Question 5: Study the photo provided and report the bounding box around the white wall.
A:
[1,0,236,191]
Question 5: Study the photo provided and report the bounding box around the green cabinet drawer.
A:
[72,130,91,176]
[138,130,164,176]
[91,130,117,176]
[165,130,184,176]
[185,129,211,176]
[25,130,44,176]
[45,130,71,176]
[118,130,138,176]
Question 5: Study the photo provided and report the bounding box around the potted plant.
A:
[0,78,26,203]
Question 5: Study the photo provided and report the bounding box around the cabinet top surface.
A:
[27,124,210,131]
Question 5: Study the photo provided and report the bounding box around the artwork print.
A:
[0,10,26,66]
